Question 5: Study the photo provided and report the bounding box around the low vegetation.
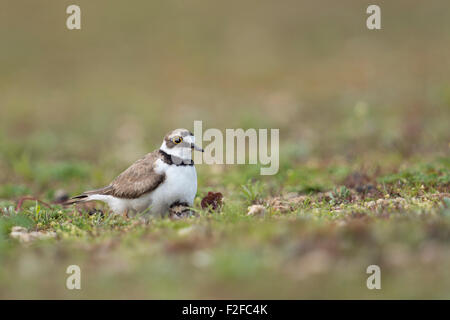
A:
[0,1,449,298]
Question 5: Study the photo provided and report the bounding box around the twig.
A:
[15,196,52,211]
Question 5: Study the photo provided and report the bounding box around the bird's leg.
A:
[122,209,129,219]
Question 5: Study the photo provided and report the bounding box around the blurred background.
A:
[1,1,449,190]
[0,0,449,299]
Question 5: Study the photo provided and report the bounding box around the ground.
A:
[0,155,449,298]
[0,1,449,299]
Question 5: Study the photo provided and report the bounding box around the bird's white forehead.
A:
[168,128,193,138]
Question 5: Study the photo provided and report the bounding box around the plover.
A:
[67,128,204,216]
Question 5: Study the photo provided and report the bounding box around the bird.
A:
[66,128,204,217]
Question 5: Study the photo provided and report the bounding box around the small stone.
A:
[247,205,266,216]
[177,226,195,236]
[366,201,376,209]
[10,227,56,243]
[10,231,25,239]
[11,226,27,233]
[29,231,56,240]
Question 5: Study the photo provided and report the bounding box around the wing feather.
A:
[105,151,165,198]
[67,150,165,204]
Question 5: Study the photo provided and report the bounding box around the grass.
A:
[0,0,449,299]
[0,156,448,298]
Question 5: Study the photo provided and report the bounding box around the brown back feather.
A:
[102,150,165,199]
[67,150,165,204]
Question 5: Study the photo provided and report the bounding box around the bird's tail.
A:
[64,186,112,206]
[64,194,89,206]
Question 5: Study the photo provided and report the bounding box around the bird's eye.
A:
[172,136,183,144]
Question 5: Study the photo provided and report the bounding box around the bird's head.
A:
[160,128,204,161]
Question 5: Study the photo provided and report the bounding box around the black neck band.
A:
[159,149,194,166]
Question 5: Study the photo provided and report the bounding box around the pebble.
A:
[247,205,266,216]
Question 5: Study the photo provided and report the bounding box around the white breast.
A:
[146,159,198,215]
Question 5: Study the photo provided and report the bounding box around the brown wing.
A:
[102,150,165,199]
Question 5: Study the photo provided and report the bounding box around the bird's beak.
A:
[191,143,204,152]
